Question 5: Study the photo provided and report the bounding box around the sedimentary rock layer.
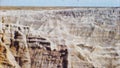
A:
[0,7,120,68]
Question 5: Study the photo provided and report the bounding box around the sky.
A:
[0,0,120,7]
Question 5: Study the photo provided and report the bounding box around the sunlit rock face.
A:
[0,7,120,68]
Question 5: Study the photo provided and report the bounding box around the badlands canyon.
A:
[0,7,120,68]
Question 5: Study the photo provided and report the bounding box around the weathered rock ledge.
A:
[0,8,120,68]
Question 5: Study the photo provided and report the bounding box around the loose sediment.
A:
[0,7,120,68]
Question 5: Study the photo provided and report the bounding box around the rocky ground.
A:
[0,7,120,68]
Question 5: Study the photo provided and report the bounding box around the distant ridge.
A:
[0,6,119,10]
[0,6,78,10]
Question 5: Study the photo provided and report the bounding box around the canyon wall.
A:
[0,7,120,68]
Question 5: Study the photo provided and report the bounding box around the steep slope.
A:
[0,7,120,68]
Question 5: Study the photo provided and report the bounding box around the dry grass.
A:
[0,6,117,10]
[0,6,79,10]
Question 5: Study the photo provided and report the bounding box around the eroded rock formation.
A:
[0,7,120,68]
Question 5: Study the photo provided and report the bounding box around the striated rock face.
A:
[0,7,120,68]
